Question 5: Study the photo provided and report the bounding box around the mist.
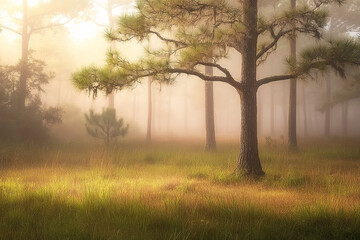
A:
[2,1,359,142]
[1,0,360,239]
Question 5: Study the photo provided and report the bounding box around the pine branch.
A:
[149,30,185,46]
[257,74,297,87]
[195,61,234,81]
[168,67,242,90]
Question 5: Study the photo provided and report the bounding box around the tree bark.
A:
[324,72,331,137]
[288,0,298,150]
[107,0,115,108]
[236,0,264,176]
[205,66,216,151]
[167,91,172,134]
[282,81,288,137]
[301,82,308,137]
[257,89,263,137]
[184,80,188,132]
[17,0,29,110]
[237,89,264,176]
[270,84,275,136]
[342,101,348,137]
[146,77,152,142]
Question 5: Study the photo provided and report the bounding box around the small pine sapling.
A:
[85,108,128,144]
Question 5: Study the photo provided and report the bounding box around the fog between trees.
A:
[1,0,359,143]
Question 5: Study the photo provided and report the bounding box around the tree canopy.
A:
[73,0,360,93]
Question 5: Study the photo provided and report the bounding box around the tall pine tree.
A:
[74,0,360,176]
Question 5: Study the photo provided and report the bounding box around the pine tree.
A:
[85,108,129,144]
[73,0,360,176]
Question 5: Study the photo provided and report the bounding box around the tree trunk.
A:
[288,0,297,149]
[108,91,115,108]
[132,94,137,125]
[17,0,29,110]
[167,91,172,134]
[237,89,264,176]
[152,89,157,132]
[257,89,263,137]
[282,81,288,137]
[301,82,308,137]
[270,84,275,136]
[184,80,188,132]
[57,79,62,105]
[342,101,348,137]
[204,66,216,150]
[146,78,152,142]
[106,128,110,145]
[324,72,331,137]
[288,81,297,148]
[236,0,264,176]
[107,0,115,108]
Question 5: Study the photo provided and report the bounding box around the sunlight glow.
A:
[67,22,97,43]
[67,1,137,42]
[11,0,50,7]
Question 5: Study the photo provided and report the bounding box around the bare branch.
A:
[257,28,293,60]
[168,67,242,90]
[0,24,21,35]
[257,74,297,87]
[149,30,185,46]
[256,2,334,63]
[31,18,73,33]
[94,1,107,10]
[195,61,234,80]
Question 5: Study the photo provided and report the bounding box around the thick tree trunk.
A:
[288,0,297,149]
[237,89,264,176]
[236,0,264,176]
[257,90,263,137]
[146,78,152,142]
[324,73,331,137]
[17,0,29,110]
[205,66,216,150]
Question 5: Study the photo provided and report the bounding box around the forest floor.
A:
[0,139,359,240]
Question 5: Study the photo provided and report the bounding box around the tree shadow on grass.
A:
[0,194,360,240]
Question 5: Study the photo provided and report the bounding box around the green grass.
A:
[0,139,360,239]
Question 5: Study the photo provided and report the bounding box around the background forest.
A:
[1,0,359,144]
[0,0,360,239]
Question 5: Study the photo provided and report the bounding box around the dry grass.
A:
[0,139,360,239]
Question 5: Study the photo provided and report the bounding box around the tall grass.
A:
[0,139,359,239]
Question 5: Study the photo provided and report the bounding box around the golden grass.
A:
[0,139,360,239]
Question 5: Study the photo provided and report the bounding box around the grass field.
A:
[0,139,360,240]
